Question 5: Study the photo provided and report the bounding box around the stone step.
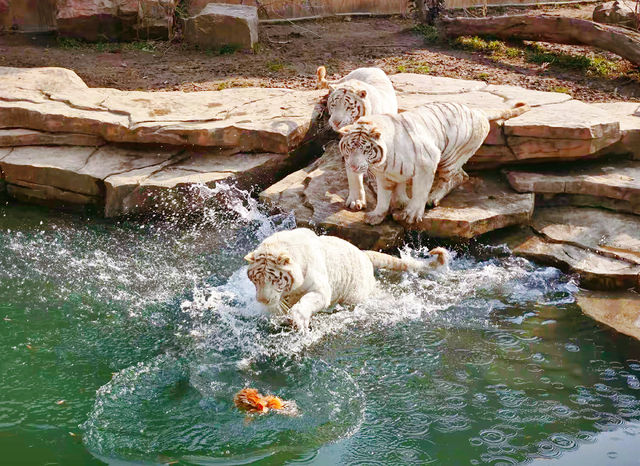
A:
[0,67,325,154]
[505,160,640,214]
[259,144,534,249]
[0,145,300,217]
[512,207,640,290]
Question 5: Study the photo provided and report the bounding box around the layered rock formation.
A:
[1,67,640,302]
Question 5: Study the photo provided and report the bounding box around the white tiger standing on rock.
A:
[244,228,449,331]
[317,65,398,211]
[338,101,531,225]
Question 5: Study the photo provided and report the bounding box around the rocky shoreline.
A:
[1,66,639,336]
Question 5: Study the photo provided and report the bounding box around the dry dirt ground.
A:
[0,3,638,102]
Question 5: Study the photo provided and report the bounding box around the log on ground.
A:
[439,14,640,67]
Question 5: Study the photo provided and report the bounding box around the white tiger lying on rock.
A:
[338,101,530,225]
[317,65,398,211]
[245,228,449,331]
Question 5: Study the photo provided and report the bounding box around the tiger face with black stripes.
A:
[337,102,529,226]
[317,66,398,132]
[326,85,370,132]
[245,249,302,313]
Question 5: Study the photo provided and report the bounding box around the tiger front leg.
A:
[289,291,329,331]
[392,182,410,210]
[345,166,366,211]
[393,168,435,224]
[365,176,394,225]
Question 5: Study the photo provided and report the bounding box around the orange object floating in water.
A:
[234,388,288,414]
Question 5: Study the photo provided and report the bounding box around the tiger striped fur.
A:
[317,65,398,211]
[245,228,449,331]
[338,101,530,225]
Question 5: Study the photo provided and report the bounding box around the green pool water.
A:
[2,186,640,465]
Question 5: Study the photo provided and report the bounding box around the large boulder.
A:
[182,3,258,50]
[593,0,638,28]
[56,0,178,41]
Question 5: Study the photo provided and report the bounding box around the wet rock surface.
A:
[577,289,640,341]
[512,207,640,290]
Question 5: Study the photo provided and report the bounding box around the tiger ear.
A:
[337,124,354,136]
[244,251,255,263]
[358,89,367,99]
[276,253,292,266]
[370,126,382,139]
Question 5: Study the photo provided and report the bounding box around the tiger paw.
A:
[345,197,366,211]
[365,212,386,225]
[393,207,424,224]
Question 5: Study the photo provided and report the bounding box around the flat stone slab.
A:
[183,3,258,49]
[386,74,622,167]
[259,145,534,248]
[513,207,640,290]
[484,84,572,107]
[505,160,640,214]
[0,67,325,154]
[592,102,640,159]
[0,145,300,217]
[504,100,620,140]
[107,149,293,217]
[0,129,105,147]
[577,290,640,341]
[391,74,487,95]
[405,175,534,239]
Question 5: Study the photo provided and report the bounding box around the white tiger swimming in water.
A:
[317,66,398,211]
[245,228,449,331]
[338,101,530,225]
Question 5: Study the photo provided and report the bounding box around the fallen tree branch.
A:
[439,14,640,67]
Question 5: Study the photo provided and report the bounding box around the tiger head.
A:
[326,84,371,132]
[337,119,386,174]
[244,248,303,312]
